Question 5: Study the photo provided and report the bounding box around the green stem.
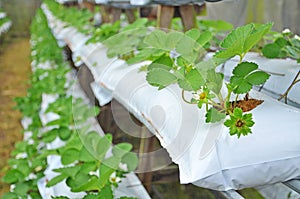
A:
[181,90,197,104]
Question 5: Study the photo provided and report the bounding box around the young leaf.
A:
[2,169,25,184]
[121,152,138,172]
[216,23,272,59]
[230,62,270,94]
[205,108,226,123]
[112,143,133,158]
[13,182,30,196]
[178,69,205,91]
[197,31,212,47]
[61,148,80,165]
[146,68,177,89]
[148,55,173,71]
[246,71,270,85]
[244,23,272,53]
[2,192,18,199]
[95,135,112,161]
[144,29,167,49]
[69,175,99,192]
[46,174,68,187]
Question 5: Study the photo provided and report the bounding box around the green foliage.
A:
[224,108,254,138]
[141,23,273,137]
[229,62,270,94]
[3,6,138,199]
[262,29,300,62]
[215,23,272,60]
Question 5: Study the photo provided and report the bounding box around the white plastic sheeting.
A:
[0,19,12,36]
[43,4,300,191]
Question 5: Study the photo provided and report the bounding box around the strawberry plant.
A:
[122,23,273,138]
[261,28,300,103]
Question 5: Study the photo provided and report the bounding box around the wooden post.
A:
[157,4,197,31]
[111,7,122,23]
[157,5,175,30]
[125,9,137,23]
[179,4,197,31]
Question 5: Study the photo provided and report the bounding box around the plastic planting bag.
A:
[43,6,300,191]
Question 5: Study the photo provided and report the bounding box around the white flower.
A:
[119,163,128,172]
[282,28,291,34]
[294,34,300,41]
[16,153,27,159]
[28,138,34,145]
[109,172,121,184]
[25,173,37,180]
[10,184,16,192]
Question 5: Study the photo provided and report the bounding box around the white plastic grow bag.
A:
[87,53,300,191]
[42,5,300,191]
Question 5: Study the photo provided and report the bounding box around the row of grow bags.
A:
[2,7,150,199]
[43,0,300,194]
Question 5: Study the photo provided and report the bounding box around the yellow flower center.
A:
[200,92,207,100]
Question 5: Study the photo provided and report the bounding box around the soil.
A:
[0,38,31,196]
[232,98,264,112]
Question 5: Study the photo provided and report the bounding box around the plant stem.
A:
[181,90,197,104]
[278,70,300,103]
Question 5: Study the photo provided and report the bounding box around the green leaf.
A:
[205,108,226,123]
[232,62,258,77]
[61,148,80,165]
[206,70,224,94]
[98,184,114,199]
[197,31,212,47]
[262,43,281,58]
[144,29,167,49]
[2,192,18,199]
[275,37,288,47]
[176,34,202,63]
[42,129,58,143]
[121,152,138,172]
[99,164,115,189]
[95,135,112,161]
[47,174,67,187]
[80,162,98,174]
[246,71,270,85]
[165,31,184,50]
[58,127,72,141]
[216,23,272,59]
[230,62,270,94]
[69,175,100,192]
[2,169,24,184]
[230,76,252,94]
[148,55,173,71]
[220,23,253,49]
[185,28,200,40]
[83,193,99,199]
[244,23,272,53]
[146,68,177,89]
[79,147,97,162]
[178,69,205,91]
[112,143,133,158]
[53,165,81,178]
[51,196,69,199]
[14,182,30,196]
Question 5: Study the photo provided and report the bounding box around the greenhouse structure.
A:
[0,0,299,199]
